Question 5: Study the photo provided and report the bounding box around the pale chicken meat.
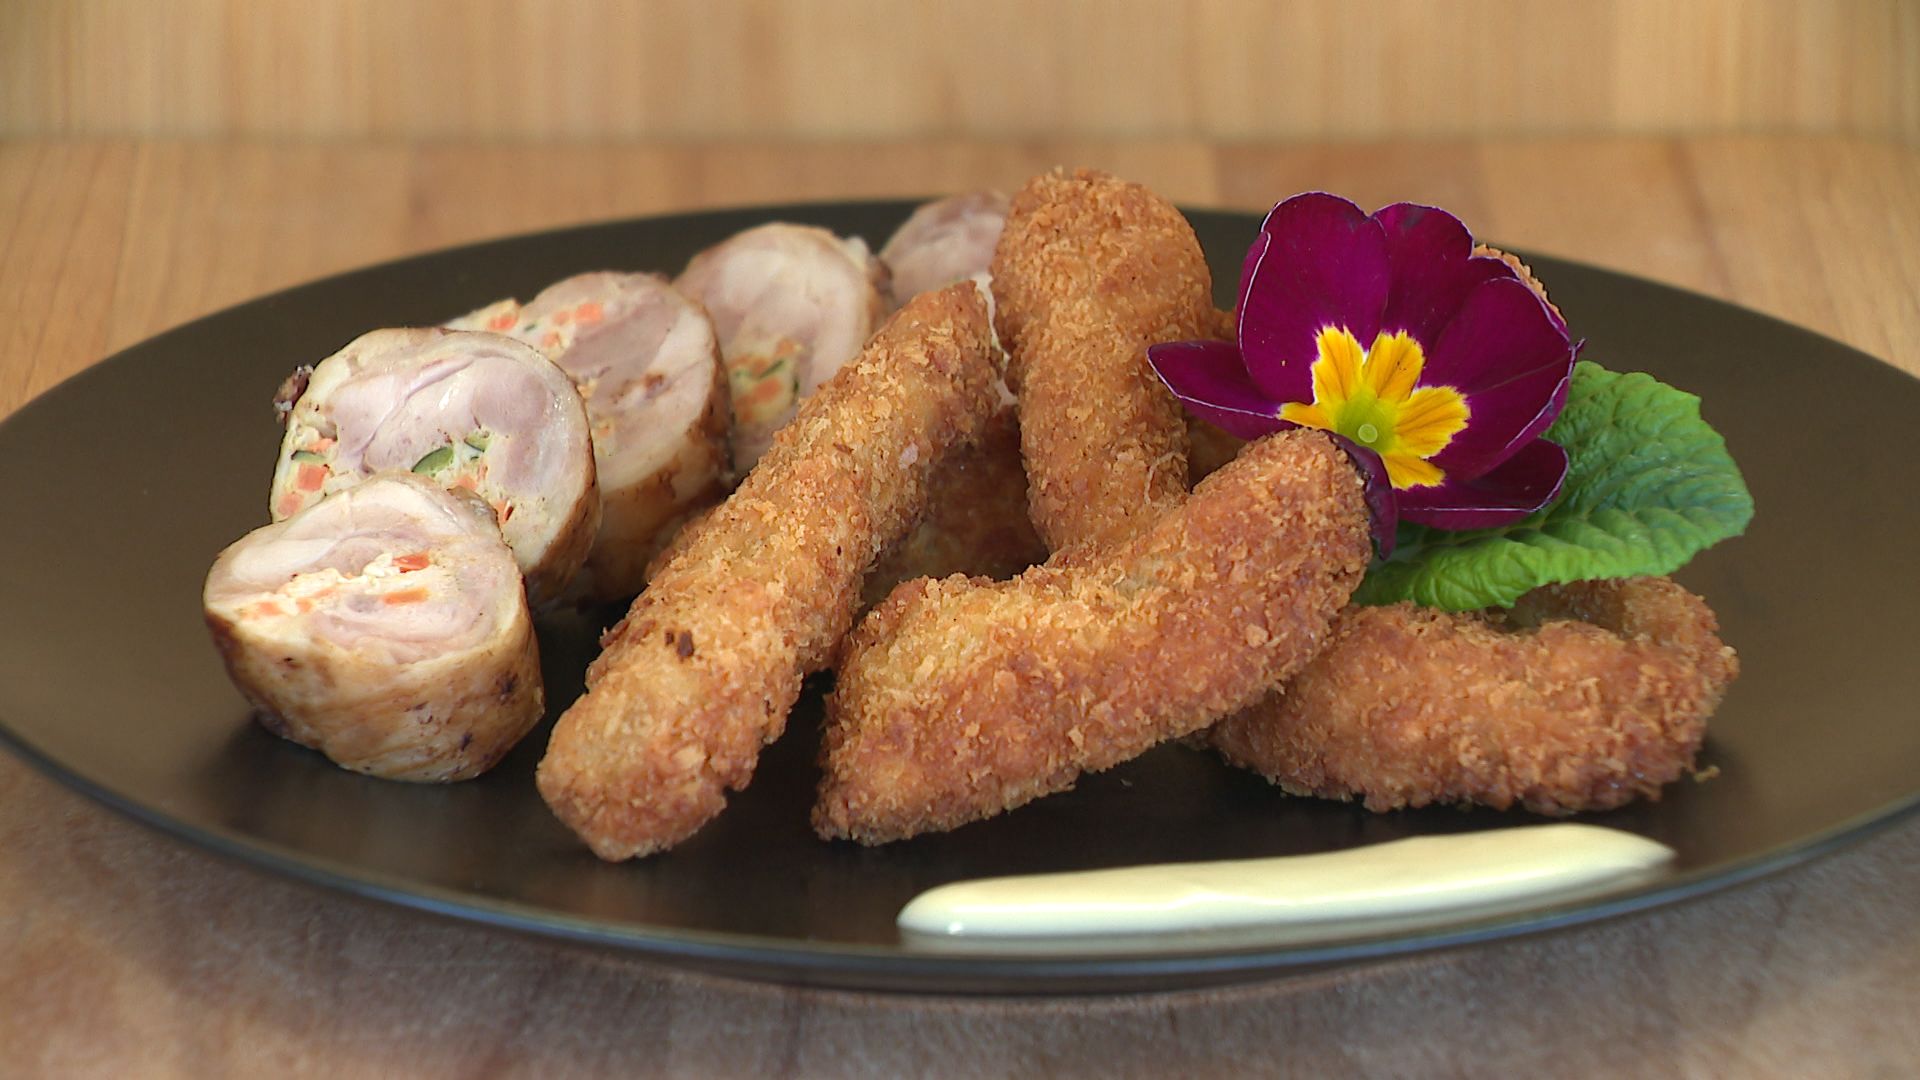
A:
[205,474,544,782]
[878,190,1010,309]
[449,273,730,602]
[270,328,598,608]
[673,223,889,472]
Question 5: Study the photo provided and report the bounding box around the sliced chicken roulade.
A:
[878,190,1010,309]
[270,328,598,608]
[674,223,888,472]
[205,474,544,782]
[450,273,730,602]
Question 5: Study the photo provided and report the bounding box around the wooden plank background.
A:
[4,0,1917,141]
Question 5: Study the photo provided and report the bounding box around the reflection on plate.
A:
[1,203,1917,994]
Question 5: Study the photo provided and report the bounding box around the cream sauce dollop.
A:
[898,824,1673,940]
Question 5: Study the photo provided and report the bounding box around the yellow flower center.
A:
[1278,327,1469,489]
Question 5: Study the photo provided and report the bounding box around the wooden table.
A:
[3,136,1916,1075]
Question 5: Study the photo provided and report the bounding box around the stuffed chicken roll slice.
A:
[270,328,598,608]
[450,273,730,602]
[879,190,1010,309]
[205,474,544,782]
[674,223,888,472]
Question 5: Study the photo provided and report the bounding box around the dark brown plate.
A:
[2,203,1916,994]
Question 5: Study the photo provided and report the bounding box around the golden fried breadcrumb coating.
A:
[814,430,1372,844]
[536,284,1002,860]
[1473,243,1563,324]
[863,404,1047,606]
[991,168,1217,553]
[1209,576,1738,815]
[647,407,1047,613]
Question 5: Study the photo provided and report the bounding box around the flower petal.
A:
[1381,449,1445,489]
[1398,437,1568,530]
[1146,339,1285,441]
[1420,276,1576,479]
[1374,203,1520,346]
[1506,343,1578,449]
[1237,193,1390,404]
[1361,330,1424,401]
[1324,434,1399,558]
[1392,383,1469,460]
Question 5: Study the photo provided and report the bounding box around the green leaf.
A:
[1352,361,1753,611]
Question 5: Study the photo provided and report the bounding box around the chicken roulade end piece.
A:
[674,222,889,473]
[879,191,1010,309]
[270,328,598,609]
[205,474,544,782]
[451,273,730,602]
[1208,576,1739,815]
[815,429,1374,845]
[537,283,1003,861]
[991,168,1218,553]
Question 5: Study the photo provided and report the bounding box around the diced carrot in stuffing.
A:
[296,463,328,492]
[488,311,516,331]
[382,587,430,606]
[394,552,431,572]
[574,301,604,325]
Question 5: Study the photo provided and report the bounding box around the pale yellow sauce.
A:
[898,823,1672,940]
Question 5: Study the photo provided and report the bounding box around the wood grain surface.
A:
[4,1,1918,141]
[2,135,1918,1075]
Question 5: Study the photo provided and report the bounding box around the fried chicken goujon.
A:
[1209,576,1737,814]
[992,168,1217,552]
[815,429,1372,844]
[537,284,1002,860]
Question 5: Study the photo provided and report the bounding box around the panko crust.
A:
[1209,576,1738,815]
[991,168,1217,553]
[814,430,1371,844]
[536,284,1002,860]
[862,403,1047,606]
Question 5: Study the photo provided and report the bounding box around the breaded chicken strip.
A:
[862,403,1047,607]
[1209,577,1737,815]
[815,430,1372,844]
[647,404,1048,611]
[991,168,1217,553]
[537,284,1002,860]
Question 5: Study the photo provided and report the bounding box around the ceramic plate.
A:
[2,203,1916,994]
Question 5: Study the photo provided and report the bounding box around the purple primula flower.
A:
[1150,193,1579,548]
